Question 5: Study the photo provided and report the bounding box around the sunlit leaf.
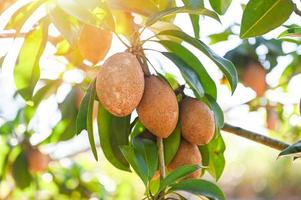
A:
[56,0,114,30]
[108,0,158,16]
[146,6,220,27]
[240,0,294,38]
[6,0,45,33]
[14,19,49,101]
[47,2,80,45]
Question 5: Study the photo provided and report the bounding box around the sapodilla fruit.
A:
[27,149,50,172]
[78,24,112,64]
[96,52,144,117]
[137,76,178,138]
[242,63,266,97]
[181,97,215,145]
[168,140,202,179]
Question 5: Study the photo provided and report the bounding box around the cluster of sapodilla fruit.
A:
[78,25,216,178]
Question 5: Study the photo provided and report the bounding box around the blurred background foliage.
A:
[0,0,301,199]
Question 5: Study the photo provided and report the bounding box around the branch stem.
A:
[294,3,301,17]
[222,123,290,150]
[157,137,166,199]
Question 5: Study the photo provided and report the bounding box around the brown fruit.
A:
[181,97,215,145]
[242,63,266,97]
[27,149,50,173]
[266,106,279,131]
[96,52,144,117]
[137,76,179,138]
[168,140,202,179]
[78,24,112,64]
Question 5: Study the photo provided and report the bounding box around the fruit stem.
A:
[157,137,166,198]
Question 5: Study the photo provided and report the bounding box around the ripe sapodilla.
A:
[242,63,266,97]
[78,24,112,64]
[168,140,202,179]
[181,97,215,145]
[27,149,50,172]
[96,52,144,117]
[137,76,179,138]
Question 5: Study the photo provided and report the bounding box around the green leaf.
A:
[14,20,49,101]
[240,0,294,38]
[12,152,32,189]
[203,95,224,128]
[163,123,181,165]
[120,138,158,185]
[159,40,217,99]
[97,106,130,171]
[24,80,61,123]
[146,6,220,27]
[169,179,225,200]
[159,164,202,192]
[181,0,204,38]
[42,89,78,143]
[108,0,158,16]
[5,0,46,32]
[87,81,98,160]
[47,2,80,45]
[55,0,114,30]
[209,0,231,15]
[278,27,301,38]
[278,141,301,158]
[159,30,237,93]
[208,28,232,44]
[199,130,226,181]
[133,138,158,181]
[129,120,145,143]
[161,52,204,99]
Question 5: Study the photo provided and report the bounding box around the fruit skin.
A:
[78,24,112,64]
[96,52,144,117]
[242,63,266,97]
[137,76,179,138]
[27,149,50,173]
[168,140,202,179]
[181,97,215,145]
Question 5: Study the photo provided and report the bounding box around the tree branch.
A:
[222,123,290,151]
[294,3,301,17]
[0,31,61,44]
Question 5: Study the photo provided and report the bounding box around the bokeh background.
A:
[0,0,301,199]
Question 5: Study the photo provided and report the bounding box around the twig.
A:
[294,3,301,17]
[222,123,290,151]
[0,31,61,44]
[157,137,166,199]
